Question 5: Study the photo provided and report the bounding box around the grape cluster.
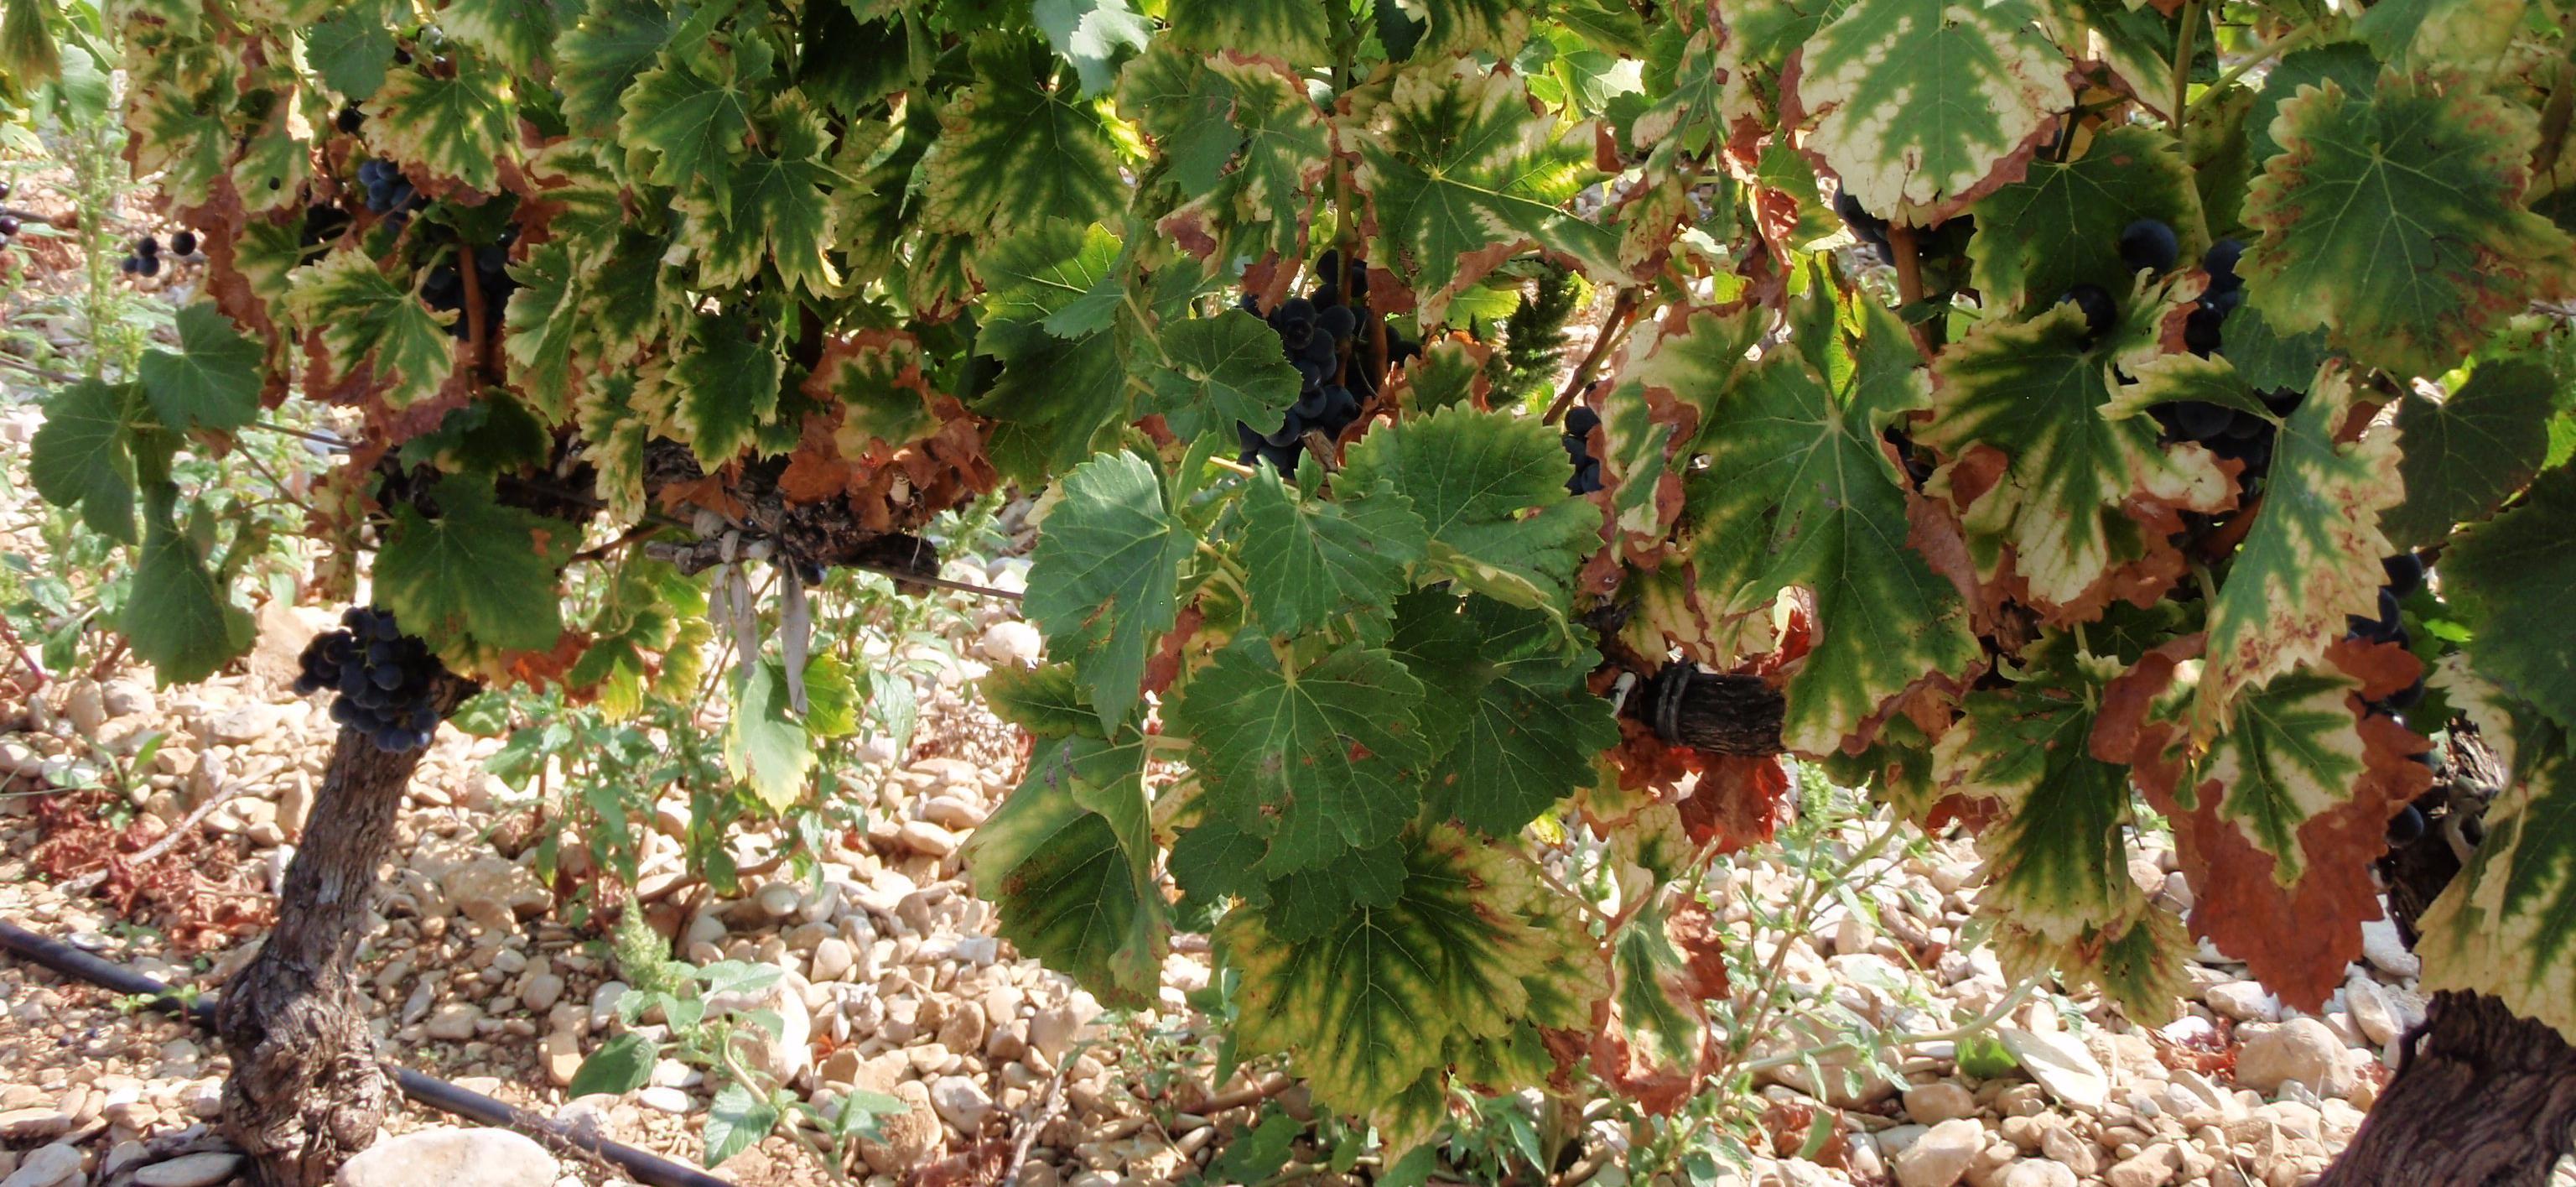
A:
[356,158,426,216]
[2132,232,2303,486]
[423,236,518,342]
[1831,192,1976,273]
[2350,552,2428,705]
[299,203,354,249]
[293,607,447,752]
[1561,406,1604,495]
[1234,250,1410,471]
[117,232,194,277]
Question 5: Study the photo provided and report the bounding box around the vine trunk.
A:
[2315,991,2576,1185]
[214,675,470,1186]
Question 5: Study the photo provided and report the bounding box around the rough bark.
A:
[1631,664,1785,757]
[216,675,470,1187]
[2316,991,2576,1186]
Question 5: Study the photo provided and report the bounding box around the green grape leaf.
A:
[974,322,1126,487]
[1413,0,1538,57]
[441,0,563,76]
[1339,403,1600,613]
[363,63,517,192]
[122,497,256,685]
[1685,300,1981,752]
[1348,60,1619,324]
[1169,818,1278,914]
[2211,302,2331,393]
[981,662,1098,739]
[1026,450,1192,733]
[620,36,772,211]
[727,659,821,810]
[138,302,262,434]
[375,474,572,655]
[1930,639,2142,950]
[1923,304,2235,613]
[29,378,143,544]
[1966,126,2203,310]
[2354,0,2523,71]
[1219,828,1603,1150]
[922,38,1124,243]
[684,96,839,296]
[558,0,675,134]
[2442,465,2576,729]
[2242,70,2573,379]
[2418,746,2576,1044]
[2246,41,2380,166]
[1033,0,1150,96]
[2382,358,2555,550]
[306,4,395,98]
[1795,0,2070,216]
[1163,0,1329,60]
[1389,591,1620,836]
[501,241,587,421]
[1238,464,1428,635]
[1146,311,1302,442]
[965,732,1167,1007]
[667,309,784,468]
[284,248,455,409]
[2194,368,2401,733]
[1166,639,1432,873]
[1134,52,1332,272]
[979,218,1122,334]
[1262,842,1410,943]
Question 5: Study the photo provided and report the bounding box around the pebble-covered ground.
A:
[6,346,2573,1187]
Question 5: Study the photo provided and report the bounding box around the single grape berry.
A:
[2169,401,2233,441]
[2056,284,2116,341]
[135,236,159,258]
[336,104,366,134]
[137,255,161,278]
[2381,552,2427,597]
[0,214,22,237]
[2386,804,2426,846]
[2117,219,2179,275]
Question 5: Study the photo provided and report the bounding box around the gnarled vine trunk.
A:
[216,675,469,1187]
[2316,992,2576,1186]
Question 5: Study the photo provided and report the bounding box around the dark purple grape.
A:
[330,699,362,727]
[171,231,197,256]
[2386,804,2425,846]
[336,105,365,134]
[120,257,142,274]
[2203,239,2244,287]
[2260,388,2305,417]
[2347,587,2403,641]
[1319,305,1356,338]
[2381,553,2426,597]
[1565,408,1601,438]
[1264,414,1305,448]
[2118,219,2178,274]
[2220,410,2267,440]
[135,236,159,258]
[371,663,405,690]
[2183,306,2224,356]
[2170,401,2233,441]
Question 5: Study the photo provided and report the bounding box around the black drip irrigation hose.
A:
[0,919,731,1187]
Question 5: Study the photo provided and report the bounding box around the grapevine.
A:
[8,0,2573,1179]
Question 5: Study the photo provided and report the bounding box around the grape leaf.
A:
[1413,0,1537,57]
[1338,403,1599,613]
[1794,0,2070,216]
[501,241,588,420]
[1597,896,1723,1113]
[1163,0,1329,60]
[1684,300,1981,752]
[2418,744,2576,1044]
[922,37,1124,243]
[2354,0,2522,70]
[558,0,676,134]
[2210,302,2331,393]
[1168,639,1433,872]
[667,309,785,468]
[306,3,395,99]
[1033,0,1150,96]
[2381,357,2555,550]
[684,96,839,296]
[1237,464,1427,635]
[1348,59,1620,323]
[1923,303,2236,614]
[364,62,517,192]
[2242,70,2573,379]
[284,248,455,409]
[981,662,1099,739]
[2245,41,2379,166]
[2441,465,2576,730]
[1220,827,1603,1151]
[138,302,262,434]
[620,35,772,211]
[1026,450,1192,733]
[375,474,572,656]
[1130,51,1332,273]
[441,0,564,77]
[1966,126,2204,310]
[808,331,943,451]
[1930,638,2149,966]
[965,731,1167,1007]
[29,378,143,544]
[1145,310,1302,442]
[122,494,256,685]
[1389,591,1621,836]
[2193,367,2401,735]
[979,218,1122,333]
